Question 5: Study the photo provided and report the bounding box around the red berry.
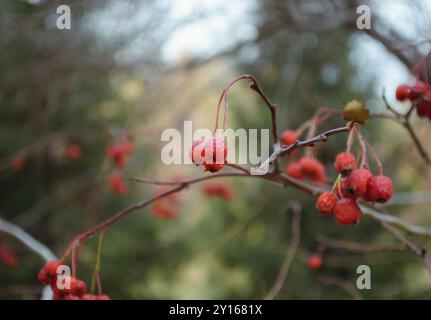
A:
[69,277,87,296]
[107,144,126,168]
[281,130,298,147]
[334,152,356,176]
[409,80,427,100]
[395,84,410,101]
[299,156,327,183]
[285,162,303,179]
[38,260,61,285]
[202,182,234,200]
[344,169,372,197]
[0,246,20,267]
[202,137,227,172]
[51,276,86,296]
[96,294,111,300]
[121,139,134,156]
[333,198,361,226]
[152,185,181,220]
[416,90,431,119]
[64,144,82,160]
[11,156,24,172]
[108,171,129,196]
[308,255,323,270]
[189,140,205,165]
[364,175,393,203]
[315,192,337,214]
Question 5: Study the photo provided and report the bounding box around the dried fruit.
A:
[285,162,303,179]
[333,198,361,226]
[344,169,372,197]
[38,260,61,285]
[315,192,337,214]
[281,130,298,147]
[365,175,393,203]
[334,152,356,176]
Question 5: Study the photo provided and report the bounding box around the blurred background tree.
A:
[1,0,431,299]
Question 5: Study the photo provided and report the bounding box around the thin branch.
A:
[377,94,431,164]
[0,218,56,300]
[317,237,404,254]
[264,202,301,300]
[381,222,431,277]
[317,275,363,300]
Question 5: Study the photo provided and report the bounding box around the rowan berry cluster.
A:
[202,182,234,200]
[38,260,109,300]
[106,136,134,195]
[396,80,431,119]
[152,185,182,219]
[315,130,393,226]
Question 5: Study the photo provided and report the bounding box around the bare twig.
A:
[317,275,363,300]
[381,222,431,277]
[0,218,56,300]
[317,237,404,253]
[264,202,301,300]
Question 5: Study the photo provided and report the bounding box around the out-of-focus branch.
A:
[317,237,403,253]
[317,275,363,300]
[372,94,431,164]
[381,222,431,277]
[0,217,56,300]
[264,202,301,300]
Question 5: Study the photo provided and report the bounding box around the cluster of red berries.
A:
[202,182,234,200]
[189,137,228,173]
[152,185,182,219]
[286,156,327,185]
[38,260,109,300]
[106,137,134,169]
[396,80,431,119]
[106,137,134,196]
[64,143,82,160]
[0,245,20,268]
[108,170,129,195]
[315,152,393,226]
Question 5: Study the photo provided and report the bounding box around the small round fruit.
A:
[333,198,362,226]
[408,80,427,100]
[395,84,410,101]
[334,152,356,176]
[344,169,372,197]
[365,175,393,203]
[38,260,61,284]
[315,192,337,214]
[285,162,303,179]
[308,255,323,270]
[281,130,298,147]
